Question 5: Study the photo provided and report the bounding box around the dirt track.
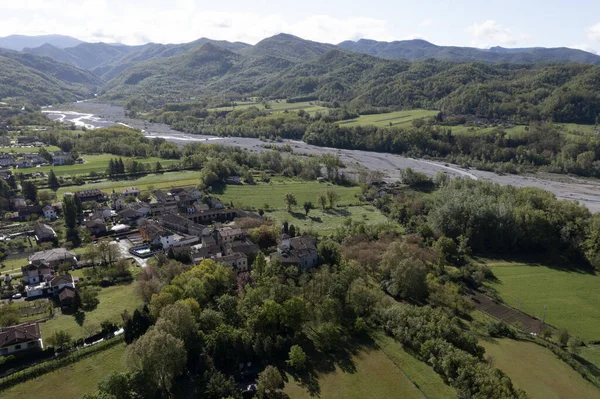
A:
[44,102,600,213]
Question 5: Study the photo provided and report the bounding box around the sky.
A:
[1,0,600,53]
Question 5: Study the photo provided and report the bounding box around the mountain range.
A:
[1,33,600,119]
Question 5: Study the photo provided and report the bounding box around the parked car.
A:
[12,293,22,299]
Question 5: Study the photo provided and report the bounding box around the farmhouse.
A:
[271,235,318,269]
[75,189,105,202]
[52,152,74,166]
[220,252,248,272]
[139,221,177,249]
[42,204,57,219]
[0,322,43,356]
[33,221,57,243]
[22,264,53,285]
[0,153,15,167]
[29,248,77,269]
[121,187,141,197]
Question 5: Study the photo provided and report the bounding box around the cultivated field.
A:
[2,342,126,399]
[481,338,600,399]
[15,154,180,176]
[284,333,455,399]
[486,262,600,341]
[41,282,140,340]
[338,110,438,128]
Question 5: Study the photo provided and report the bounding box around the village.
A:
[0,182,318,358]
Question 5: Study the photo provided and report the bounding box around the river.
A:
[42,102,600,212]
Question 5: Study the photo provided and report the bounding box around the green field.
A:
[449,124,529,137]
[581,345,600,369]
[268,205,390,235]
[209,100,328,116]
[482,339,600,399]
[2,342,126,399]
[41,282,140,340]
[0,146,61,153]
[338,110,439,128]
[486,262,600,341]
[285,333,455,399]
[216,178,360,210]
[14,154,180,177]
[47,170,202,199]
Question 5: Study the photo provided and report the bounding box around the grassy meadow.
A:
[267,205,391,235]
[41,282,140,340]
[2,342,127,399]
[0,146,61,153]
[481,338,600,399]
[485,262,600,341]
[209,99,328,116]
[338,109,438,128]
[48,170,202,199]
[284,333,455,399]
[215,178,361,210]
[15,154,180,177]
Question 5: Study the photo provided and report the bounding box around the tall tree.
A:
[47,169,59,190]
[63,196,78,230]
[21,180,37,202]
[126,329,187,395]
[303,201,313,216]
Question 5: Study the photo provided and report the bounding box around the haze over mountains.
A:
[1,32,600,117]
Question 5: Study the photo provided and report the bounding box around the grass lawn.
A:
[0,146,61,153]
[338,110,438,128]
[581,345,600,369]
[267,205,390,235]
[2,342,126,399]
[47,170,202,199]
[215,178,360,210]
[485,262,600,341]
[41,282,140,340]
[15,154,180,177]
[284,333,455,399]
[481,338,600,399]
[2,255,30,275]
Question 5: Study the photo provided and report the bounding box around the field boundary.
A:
[375,340,430,399]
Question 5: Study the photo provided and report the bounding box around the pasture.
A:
[41,282,140,340]
[2,342,126,399]
[338,109,438,128]
[481,338,600,399]
[284,333,455,399]
[215,178,360,210]
[485,262,600,341]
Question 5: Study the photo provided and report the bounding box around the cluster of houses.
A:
[22,247,77,300]
[0,150,76,169]
[0,183,321,359]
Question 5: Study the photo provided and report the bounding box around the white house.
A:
[42,205,57,219]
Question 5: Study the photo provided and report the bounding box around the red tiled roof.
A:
[0,323,41,348]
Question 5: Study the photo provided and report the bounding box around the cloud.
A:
[0,3,393,45]
[466,20,528,48]
[588,22,600,42]
[420,18,435,27]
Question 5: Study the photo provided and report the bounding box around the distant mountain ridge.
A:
[337,38,600,65]
[0,34,84,51]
